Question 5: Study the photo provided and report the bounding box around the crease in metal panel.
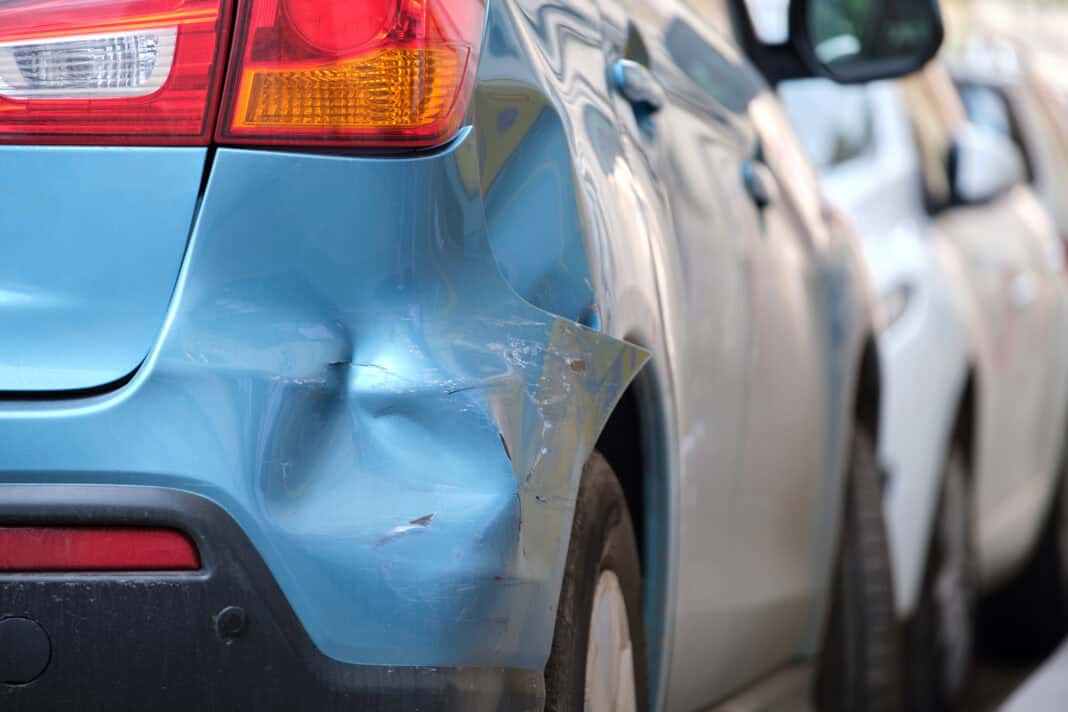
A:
[0,128,648,671]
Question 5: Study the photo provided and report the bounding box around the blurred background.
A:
[824,1,1068,709]
[756,0,1068,708]
[944,0,1068,50]
[951,5,1068,708]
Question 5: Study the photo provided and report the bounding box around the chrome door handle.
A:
[610,59,664,113]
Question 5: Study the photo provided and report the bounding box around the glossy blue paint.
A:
[0,132,648,669]
[0,147,204,391]
[482,110,596,325]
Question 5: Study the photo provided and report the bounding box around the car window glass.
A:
[742,0,789,43]
[957,82,1035,182]
[665,17,762,113]
[822,85,875,168]
[958,84,1011,136]
[778,79,875,172]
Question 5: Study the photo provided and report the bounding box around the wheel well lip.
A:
[597,328,679,712]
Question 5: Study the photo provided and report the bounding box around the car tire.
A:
[816,429,903,712]
[979,462,1068,659]
[545,450,649,712]
[905,444,976,712]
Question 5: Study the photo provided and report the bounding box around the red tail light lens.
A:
[216,0,486,148]
[0,527,200,571]
[0,0,233,145]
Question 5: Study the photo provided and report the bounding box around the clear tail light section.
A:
[0,0,232,145]
[216,0,486,148]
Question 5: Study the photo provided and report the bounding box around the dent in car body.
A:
[0,128,648,670]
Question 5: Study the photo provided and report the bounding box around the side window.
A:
[957,82,1035,183]
[958,83,1012,135]
[664,18,761,113]
[826,90,876,167]
[779,79,876,172]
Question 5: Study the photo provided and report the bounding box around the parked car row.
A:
[3,0,1064,711]
[781,34,1068,712]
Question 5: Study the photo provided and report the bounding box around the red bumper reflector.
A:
[0,527,200,572]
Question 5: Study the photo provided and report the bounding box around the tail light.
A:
[0,0,483,148]
[0,527,201,571]
[216,0,486,148]
[0,0,233,145]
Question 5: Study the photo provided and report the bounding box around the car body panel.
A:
[0,147,204,392]
[0,136,649,669]
[591,1,873,707]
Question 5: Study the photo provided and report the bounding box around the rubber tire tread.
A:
[817,430,903,712]
[545,450,649,712]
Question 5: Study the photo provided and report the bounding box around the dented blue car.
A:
[0,0,943,710]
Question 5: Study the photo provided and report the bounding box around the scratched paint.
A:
[0,127,648,671]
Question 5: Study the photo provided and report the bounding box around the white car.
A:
[781,60,1068,710]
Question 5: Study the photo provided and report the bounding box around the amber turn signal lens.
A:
[234,46,468,134]
[217,0,485,148]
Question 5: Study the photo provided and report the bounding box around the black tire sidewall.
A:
[545,452,649,712]
[818,429,903,712]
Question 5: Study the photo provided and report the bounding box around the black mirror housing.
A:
[730,0,945,86]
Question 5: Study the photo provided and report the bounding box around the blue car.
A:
[0,0,942,710]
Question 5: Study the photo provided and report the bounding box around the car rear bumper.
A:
[0,136,647,680]
[0,485,543,711]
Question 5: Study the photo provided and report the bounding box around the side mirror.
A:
[950,124,1025,205]
[734,0,944,85]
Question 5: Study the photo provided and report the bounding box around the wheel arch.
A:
[595,339,674,710]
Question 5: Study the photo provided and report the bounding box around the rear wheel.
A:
[545,451,648,712]
[816,429,902,712]
[905,444,976,711]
